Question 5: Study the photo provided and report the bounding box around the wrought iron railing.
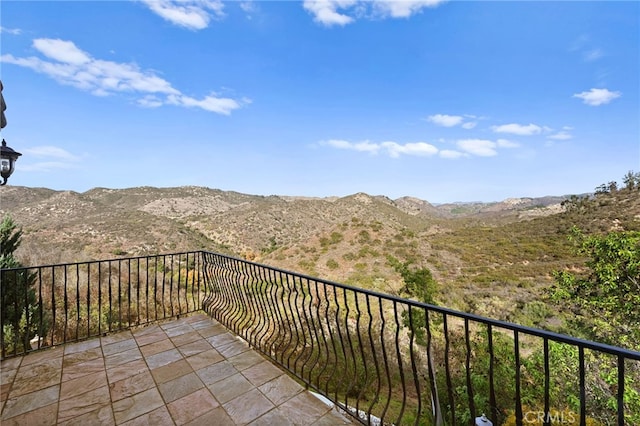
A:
[201,251,640,426]
[0,251,204,358]
[2,250,639,425]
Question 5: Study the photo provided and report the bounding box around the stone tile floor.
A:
[0,313,356,425]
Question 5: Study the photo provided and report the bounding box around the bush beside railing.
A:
[2,251,639,425]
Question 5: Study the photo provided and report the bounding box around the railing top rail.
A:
[0,250,202,272]
[201,250,640,360]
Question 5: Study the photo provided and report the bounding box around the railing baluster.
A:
[169,255,174,317]
[514,330,523,426]
[98,262,102,335]
[465,318,475,423]
[75,263,80,340]
[254,263,270,351]
[243,261,258,344]
[579,346,586,426]
[126,260,130,328]
[63,266,68,343]
[136,258,140,325]
[314,279,330,393]
[323,283,339,400]
[153,256,158,321]
[343,289,358,410]
[408,305,422,426]
[283,272,298,371]
[161,255,166,319]
[378,297,392,423]
[366,294,381,424]
[300,277,317,385]
[617,354,625,425]
[13,270,19,355]
[393,300,407,425]
[51,267,56,347]
[333,285,347,404]
[86,264,91,338]
[488,324,498,425]
[38,268,44,349]
[543,338,550,426]
[425,308,442,425]
[353,291,368,420]
[117,259,122,329]
[24,268,31,351]
[443,314,455,426]
[176,254,181,315]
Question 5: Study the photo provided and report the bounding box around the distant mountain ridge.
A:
[2,184,637,327]
[0,185,568,261]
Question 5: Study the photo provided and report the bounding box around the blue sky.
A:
[1,1,638,203]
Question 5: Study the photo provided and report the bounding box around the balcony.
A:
[2,251,640,425]
[1,313,354,425]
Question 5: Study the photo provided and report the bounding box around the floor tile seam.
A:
[60,347,108,387]
[149,357,224,425]
[138,341,225,425]
[0,355,24,379]
[135,332,173,357]
[2,319,203,423]
[57,396,118,426]
[0,359,22,417]
[104,361,155,425]
[2,360,65,417]
[0,398,61,424]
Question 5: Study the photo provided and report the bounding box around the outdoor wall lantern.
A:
[1,80,21,186]
[1,139,22,185]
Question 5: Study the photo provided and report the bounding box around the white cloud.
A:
[0,27,22,35]
[1,38,247,115]
[427,113,478,129]
[439,150,465,159]
[573,88,621,106]
[137,95,164,108]
[140,0,225,30]
[322,139,437,157]
[496,139,519,148]
[303,0,356,26]
[33,38,92,65]
[427,114,463,127]
[491,123,542,136]
[457,139,497,157]
[548,131,573,140]
[167,93,243,115]
[240,1,257,15]
[303,0,445,26]
[583,48,603,62]
[373,0,446,18]
[324,139,380,153]
[381,141,438,158]
[24,146,82,161]
[324,136,520,158]
[20,162,80,172]
[21,146,84,172]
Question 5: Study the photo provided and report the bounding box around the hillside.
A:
[1,184,638,329]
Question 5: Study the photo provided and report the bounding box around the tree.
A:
[551,226,640,346]
[1,215,41,354]
[387,255,443,424]
[622,170,640,191]
[388,256,437,305]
